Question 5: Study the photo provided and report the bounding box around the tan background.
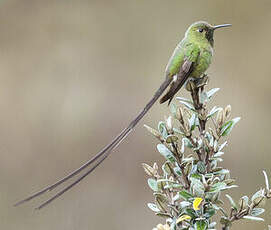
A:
[2,0,271,229]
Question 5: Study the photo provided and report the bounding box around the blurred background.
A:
[1,0,271,229]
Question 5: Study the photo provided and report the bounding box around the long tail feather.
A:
[14,77,172,209]
[35,128,134,210]
[14,128,129,207]
[36,150,109,209]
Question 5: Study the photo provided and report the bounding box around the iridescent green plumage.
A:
[160,21,231,104]
[15,21,231,210]
[166,21,216,78]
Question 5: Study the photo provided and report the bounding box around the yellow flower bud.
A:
[193,197,203,210]
[176,215,191,224]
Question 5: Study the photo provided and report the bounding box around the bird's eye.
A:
[198,28,204,33]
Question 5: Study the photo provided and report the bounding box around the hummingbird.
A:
[15,21,231,209]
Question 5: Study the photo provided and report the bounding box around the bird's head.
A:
[185,21,231,47]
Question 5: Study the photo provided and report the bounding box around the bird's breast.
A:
[190,48,213,78]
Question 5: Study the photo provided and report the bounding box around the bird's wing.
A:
[159,44,200,105]
[14,76,173,209]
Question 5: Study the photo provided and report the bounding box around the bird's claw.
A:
[185,74,209,92]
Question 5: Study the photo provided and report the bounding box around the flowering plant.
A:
[143,76,271,230]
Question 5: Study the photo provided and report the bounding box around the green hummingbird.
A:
[15,21,231,209]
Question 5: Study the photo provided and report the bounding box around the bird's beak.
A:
[212,24,232,30]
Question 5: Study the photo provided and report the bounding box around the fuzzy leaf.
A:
[218,141,227,151]
[173,193,181,202]
[173,127,184,135]
[225,185,238,190]
[220,117,241,136]
[206,88,220,99]
[207,106,221,118]
[174,166,182,176]
[164,183,182,189]
[142,163,155,176]
[195,220,207,230]
[212,169,230,175]
[170,221,177,230]
[186,208,198,219]
[213,152,224,157]
[155,194,168,212]
[147,178,158,192]
[162,162,171,176]
[243,216,264,221]
[179,190,194,200]
[158,121,168,138]
[166,135,178,143]
[170,103,178,117]
[178,101,196,111]
[239,196,249,209]
[224,179,236,186]
[205,132,214,147]
[251,208,265,217]
[188,113,197,131]
[157,144,176,163]
[156,212,172,218]
[263,170,270,191]
[154,192,168,203]
[144,124,161,139]
[200,91,208,104]
[147,203,160,212]
[225,194,238,211]
[209,182,227,193]
[179,201,191,208]
[157,178,176,183]
[191,178,205,196]
[251,189,265,203]
[209,222,216,228]
[181,138,193,153]
[197,161,206,174]
[176,97,193,104]
[166,116,173,130]
[204,208,216,219]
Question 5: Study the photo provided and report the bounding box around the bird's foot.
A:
[185,74,209,92]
